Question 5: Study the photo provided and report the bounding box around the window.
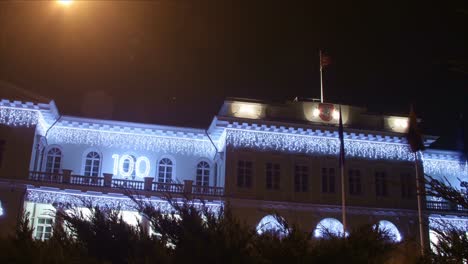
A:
[375,171,388,197]
[35,217,53,240]
[196,161,210,186]
[158,158,173,183]
[321,167,336,193]
[294,164,308,192]
[265,163,280,190]
[348,169,362,195]
[0,140,5,168]
[45,147,61,173]
[84,151,101,177]
[401,173,414,199]
[237,160,252,188]
[123,155,137,179]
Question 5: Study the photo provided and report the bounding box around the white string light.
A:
[226,129,414,161]
[47,126,217,157]
[26,189,222,213]
[423,159,468,180]
[0,107,48,135]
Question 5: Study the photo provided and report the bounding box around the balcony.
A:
[27,171,224,197]
[426,200,468,214]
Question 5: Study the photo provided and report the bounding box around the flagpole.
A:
[319,50,324,103]
[414,151,425,255]
[338,105,347,236]
[341,154,346,236]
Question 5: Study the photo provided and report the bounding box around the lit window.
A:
[348,169,362,195]
[237,160,253,188]
[45,147,62,173]
[0,200,3,216]
[314,218,347,238]
[84,151,101,177]
[158,158,173,183]
[35,217,53,241]
[375,171,388,197]
[265,163,280,190]
[256,215,288,237]
[294,164,308,192]
[321,167,336,193]
[196,161,210,186]
[374,220,402,242]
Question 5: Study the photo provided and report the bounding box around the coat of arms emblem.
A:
[318,103,334,121]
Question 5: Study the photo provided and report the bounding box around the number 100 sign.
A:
[112,154,151,177]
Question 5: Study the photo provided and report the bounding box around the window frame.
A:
[196,160,211,186]
[294,164,309,192]
[321,167,336,193]
[375,170,388,197]
[44,146,62,173]
[265,162,280,190]
[157,157,175,183]
[34,217,53,241]
[82,150,102,177]
[237,160,253,188]
[348,168,362,195]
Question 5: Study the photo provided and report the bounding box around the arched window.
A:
[158,158,173,183]
[84,151,101,177]
[256,215,289,237]
[374,220,402,242]
[196,161,210,186]
[123,155,137,179]
[314,218,347,238]
[45,147,61,173]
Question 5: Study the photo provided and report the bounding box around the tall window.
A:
[375,171,388,197]
[158,158,173,183]
[35,217,53,240]
[123,155,137,179]
[265,163,280,190]
[348,169,362,195]
[237,160,252,188]
[400,173,414,199]
[322,167,336,193]
[45,147,61,173]
[294,164,308,192]
[84,151,101,177]
[0,140,5,168]
[196,161,210,186]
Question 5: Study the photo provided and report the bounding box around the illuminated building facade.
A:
[0,97,466,245]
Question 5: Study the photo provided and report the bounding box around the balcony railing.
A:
[192,185,224,196]
[27,171,223,197]
[29,171,63,183]
[153,182,184,193]
[426,201,468,213]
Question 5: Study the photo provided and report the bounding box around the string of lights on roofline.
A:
[1,106,467,178]
[0,108,47,135]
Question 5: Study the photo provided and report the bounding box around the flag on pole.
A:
[407,105,425,153]
[338,105,345,167]
[320,52,332,68]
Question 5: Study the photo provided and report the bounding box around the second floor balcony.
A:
[28,171,224,197]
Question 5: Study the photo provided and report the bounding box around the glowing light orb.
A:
[314,218,347,238]
[57,0,73,6]
[256,215,289,236]
[373,220,402,242]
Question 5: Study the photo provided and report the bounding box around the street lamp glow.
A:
[57,0,73,6]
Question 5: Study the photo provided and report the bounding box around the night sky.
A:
[0,1,466,150]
